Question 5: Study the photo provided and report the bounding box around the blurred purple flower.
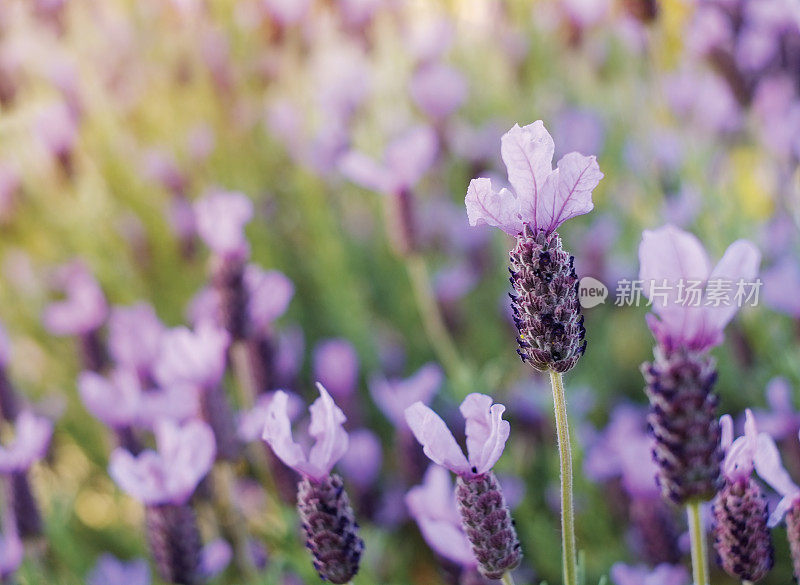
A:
[465,121,603,236]
[338,428,382,490]
[752,76,800,160]
[552,108,605,159]
[200,538,232,579]
[338,0,384,27]
[370,363,442,428]
[262,0,311,26]
[313,339,359,400]
[0,519,23,581]
[109,420,215,505]
[78,369,141,429]
[433,261,478,305]
[339,125,438,196]
[194,190,253,260]
[638,225,760,352]
[409,63,468,121]
[43,260,108,336]
[404,17,454,63]
[107,304,165,379]
[275,325,305,386]
[0,323,10,367]
[245,266,294,332]
[141,149,186,196]
[262,383,348,481]
[0,411,53,473]
[405,393,509,478]
[664,70,741,135]
[87,554,151,585]
[35,101,78,169]
[561,0,611,28]
[763,257,800,317]
[609,563,690,585]
[153,324,229,389]
[752,377,800,440]
[405,465,476,568]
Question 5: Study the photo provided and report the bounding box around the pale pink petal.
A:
[499,121,555,223]
[385,125,438,190]
[262,390,308,473]
[754,433,799,498]
[156,420,215,502]
[535,152,602,233]
[465,178,522,235]
[306,383,348,479]
[404,402,469,475]
[78,370,141,428]
[704,239,761,332]
[459,393,510,474]
[108,449,166,504]
[720,414,733,451]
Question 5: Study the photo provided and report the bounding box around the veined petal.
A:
[306,383,348,478]
[405,402,469,475]
[720,414,734,451]
[500,122,555,223]
[704,239,761,333]
[262,390,309,474]
[534,152,602,233]
[754,432,799,498]
[459,393,510,474]
[465,178,522,235]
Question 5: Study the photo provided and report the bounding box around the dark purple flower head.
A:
[194,190,253,260]
[107,304,165,378]
[370,362,442,428]
[465,121,603,236]
[609,563,690,585]
[405,465,477,568]
[339,125,438,196]
[639,225,761,352]
[87,554,151,585]
[262,383,348,482]
[0,411,53,473]
[338,428,383,490]
[109,420,215,506]
[153,324,229,389]
[313,339,359,400]
[405,393,510,478]
[43,260,108,336]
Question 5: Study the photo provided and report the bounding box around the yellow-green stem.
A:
[687,500,710,585]
[501,572,516,585]
[549,370,577,585]
[406,254,468,389]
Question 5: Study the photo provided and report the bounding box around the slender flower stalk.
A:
[465,120,603,585]
[688,501,710,585]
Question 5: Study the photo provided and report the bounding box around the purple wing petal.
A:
[262,390,308,475]
[459,393,510,474]
[405,402,469,475]
[754,432,799,498]
[339,150,393,194]
[465,177,522,235]
[535,152,602,233]
[499,122,555,227]
[705,239,761,333]
[306,383,349,479]
[385,125,438,191]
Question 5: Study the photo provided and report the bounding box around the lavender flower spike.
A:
[405,393,521,579]
[466,121,603,372]
[262,384,363,584]
[110,420,215,585]
[713,411,773,582]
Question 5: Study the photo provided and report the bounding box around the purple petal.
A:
[339,151,393,194]
[87,554,151,585]
[155,420,216,503]
[245,267,294,331]
[337,428,382,489]
[535,152,602,233]
[404,402,469,475]
[369,362,442,427]
[465,177,522,235]
[78,370,141,429]
[409,64,468,121]
[262,390,309,475]
[108,304,164,377]
[0,411,53,473]
[384,125,438,191]
[720,414,733,451]
[42,261,108,336]
[194,190,253,258]
[153,324,229,389]
[459,393,510,474]
[704,239,761,333]
[500,122,555,223]
[306,383,348,479]
[200,539,232,579]
[754,433,799,499]
[109,449,167,504]
[313,339,359,399]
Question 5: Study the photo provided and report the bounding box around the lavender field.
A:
[0,1,798,584]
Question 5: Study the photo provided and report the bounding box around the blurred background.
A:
[0,0,798,583]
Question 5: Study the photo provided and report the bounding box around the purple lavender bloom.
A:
[194,190,253,261]
[639,225,761,353]
[153,324,229,390]
[409,63,468,121]
[762,257,800,318]
[405,464,477,568]
[107,304,165,380]
[465,121,603,237]
[0,411,53,473]
[370,363,442,428]
[609,563,690,585]
[199,538,232,579]
[42,260,108,336]
[405,394,520,579]
[87,554,151,585]
[109,420,215,506]
[261,0,311,27]
[752,377,800,441]
[35,101,78,173]
[339,126,438,196]
[338,428,382,490]
[313,339,359,400]
[245,266,294,333]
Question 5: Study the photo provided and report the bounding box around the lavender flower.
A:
[313,338,359,401]
[752,377,800,441]
[713,411,773,581]
[107,304,165,383]
[87,554,151,585]
[262,384,364,584]
[405,394,520,579]
[110,420,215,585]
[409,63,468,122]
[639,225,760,504]
[0,519,23,583]
[338,428,382,491]
[466,121,603,372]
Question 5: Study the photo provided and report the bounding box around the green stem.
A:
[406,254,467,388]
[687,500,710,585]
[501,573,516,585]
[212,463,257,579]
[548,370,577,585]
